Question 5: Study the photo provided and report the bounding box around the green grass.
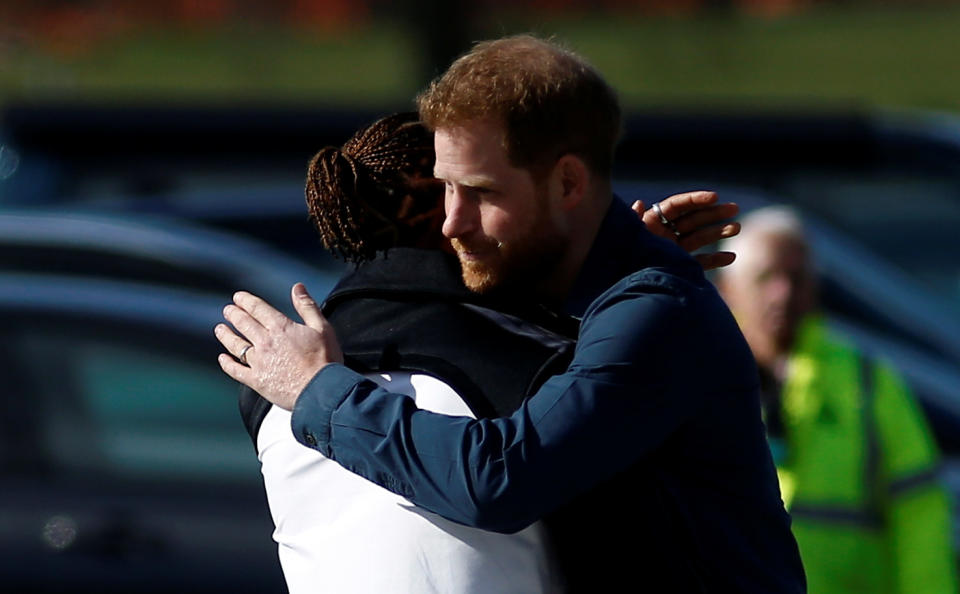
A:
[2,4,959,113]
[545,5,960,111]
[1,21,423,108]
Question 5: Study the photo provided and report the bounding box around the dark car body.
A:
[0,212,341,593]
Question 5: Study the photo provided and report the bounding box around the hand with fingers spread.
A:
[215,282,343,411]
[632,190,741,270]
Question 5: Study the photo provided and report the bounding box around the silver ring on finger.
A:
[652,202,681,237]
[239,344,254,365]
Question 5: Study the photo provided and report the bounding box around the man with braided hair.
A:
[237,112,739,593]
[220,35,805,593]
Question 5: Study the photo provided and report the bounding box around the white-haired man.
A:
[716,205,956,594]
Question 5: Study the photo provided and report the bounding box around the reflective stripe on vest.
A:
[788,345,882,526]
[789,503,883,529]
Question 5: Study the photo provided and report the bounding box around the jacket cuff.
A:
[290,363,364,455]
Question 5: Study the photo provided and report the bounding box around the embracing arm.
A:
[285,278,697,532]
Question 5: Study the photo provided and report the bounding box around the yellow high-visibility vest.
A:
[775,316,956,594]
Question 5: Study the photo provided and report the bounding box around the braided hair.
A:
[305,112,444,263]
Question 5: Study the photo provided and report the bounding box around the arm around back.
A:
[290,270,710,532]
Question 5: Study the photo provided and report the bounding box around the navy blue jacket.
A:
[291,199,806,593]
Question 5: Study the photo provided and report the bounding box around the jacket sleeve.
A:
[289,277,705,533]
[873,360,958,594]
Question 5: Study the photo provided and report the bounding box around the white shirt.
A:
[258,371,560,594]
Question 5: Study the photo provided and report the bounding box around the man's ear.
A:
[551,154,589,210]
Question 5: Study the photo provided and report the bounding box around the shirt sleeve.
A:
[291,274,706,533]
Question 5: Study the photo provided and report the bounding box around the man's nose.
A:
[442,188,477,239]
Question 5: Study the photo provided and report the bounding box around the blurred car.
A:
[0,210,342,311]
[0,212,342,593]
[0,104,379,265]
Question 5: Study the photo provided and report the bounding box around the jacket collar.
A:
[564,197,701,317]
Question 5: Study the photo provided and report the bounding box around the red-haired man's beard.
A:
[451,235,504,293]
[451,219,566,295]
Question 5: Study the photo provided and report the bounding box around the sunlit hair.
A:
[417,34,621,179]
[719,205,811,277]
[305,112,445,263]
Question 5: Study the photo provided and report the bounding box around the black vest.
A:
[239,248,577,445]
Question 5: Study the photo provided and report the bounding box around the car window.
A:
[78,339,254,481]
[4,314,259,484]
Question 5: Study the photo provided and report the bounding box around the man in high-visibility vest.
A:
[717,205,956,594]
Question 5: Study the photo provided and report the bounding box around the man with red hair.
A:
[220,35,806,592]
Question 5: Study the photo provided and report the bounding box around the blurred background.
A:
[1,1,958,592]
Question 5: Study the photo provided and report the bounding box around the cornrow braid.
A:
[305,112,444,263]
